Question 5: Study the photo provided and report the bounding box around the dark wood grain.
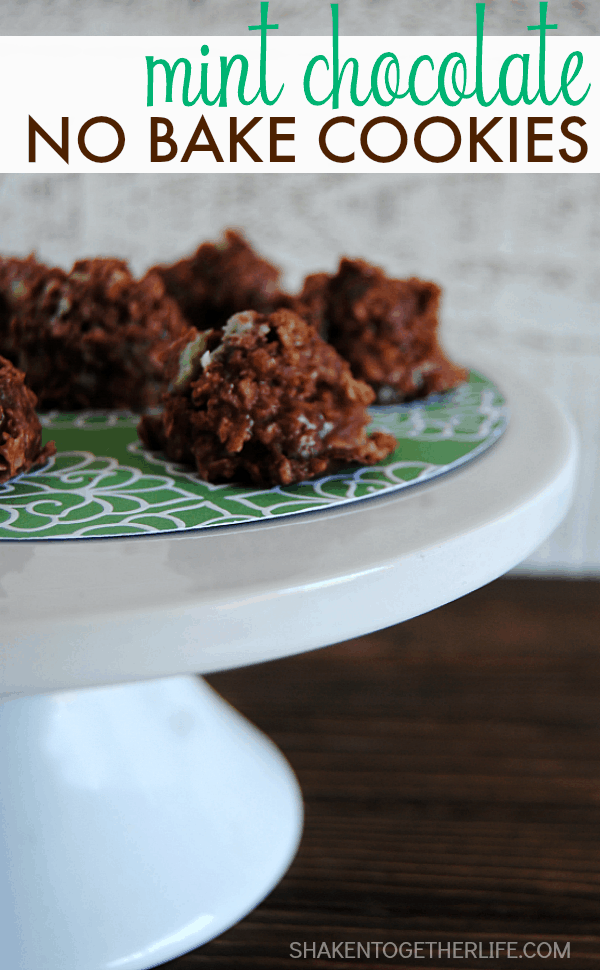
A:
[161,579,600,970]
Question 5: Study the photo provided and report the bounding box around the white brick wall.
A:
[0,0,598,574]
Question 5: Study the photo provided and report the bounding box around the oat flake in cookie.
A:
[0,355,55,485]
[139,309,397,487]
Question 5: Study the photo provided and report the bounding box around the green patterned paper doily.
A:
[0,371,507,540]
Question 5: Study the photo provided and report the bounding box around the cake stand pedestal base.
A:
[0,675,302,970]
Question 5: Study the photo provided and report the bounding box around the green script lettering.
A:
[498,54,538,106]
[438,53,471,106]
[527,1,560,105]
[248,1,284,105]
[146,57,201,107]
[218,55,259,107]
[408,56,438,106]
[561,51,590,105]
[475,4,500,106]
[146,53,259,107]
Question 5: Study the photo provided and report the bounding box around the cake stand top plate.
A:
[0,363,577,697]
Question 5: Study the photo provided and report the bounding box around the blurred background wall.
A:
[0,1,598,575]
[0,0,596,36]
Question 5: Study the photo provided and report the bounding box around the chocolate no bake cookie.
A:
[2,258,187,411]
[152,230,284,331]
[139,308,396,487]
[295,259,466,404]
[0,255,64,351]
[0,355,55,484]
[289,271,331,333]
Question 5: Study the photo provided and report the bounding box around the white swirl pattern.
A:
[0,374,507,540]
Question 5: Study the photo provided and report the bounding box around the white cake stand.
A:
[0,367,577,970]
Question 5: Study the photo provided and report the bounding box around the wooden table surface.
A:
[163,579,600,970]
